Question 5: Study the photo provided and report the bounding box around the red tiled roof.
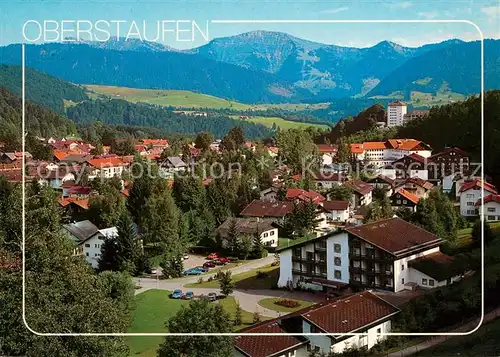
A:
[459,179,497,194]
[395,189,420,205]
[317,144,337,153]
[475,194,500,206]
[396,177,434,191]
[345,217,443,256]
[345,179,373,196]
[286,188,325,204]
[240,199,293,218]
[121,189,130,198]
[57,197,89,210]
[321,200,349,211]
[67,186,91,195]
[301,291,399,334]
[386,139,430,151]
[362,142,386,150]
[141,139,169,146]
[87,157,127,168]
[235,322,307,357]
[350,144,364,154]
[369,175,395,186]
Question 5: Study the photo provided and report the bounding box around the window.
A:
[86,252,89,256]
[270,231,275,236]
[401,278,405,284]
[293,248,301,257]
[334,244,341,253]
[85,243,90,248]
[488,207,496,212]
[402,200,407,204]
[401,264,405,271]
[488,216,496,221]
[422,278,428,285]
[94,253,98,257]
[429,279,435,287]
[396,199,401,204]
[377,328,381,334]
[95,244,99,248]
[334,257,341,266]
[466,202,474,206]
[334,270,342,279]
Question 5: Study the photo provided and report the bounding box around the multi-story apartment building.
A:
[428,147,471,183]
[350,139,432,168]
[278,218,459,293]
[402,109,429,125]
[387,101,407,127]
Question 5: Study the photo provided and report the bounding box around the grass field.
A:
[415,318,500,356]
[126,290,260,356]
[85,85,253,110]
[258,297,314,313]
[233,115,330,131]
[184,264,279,289]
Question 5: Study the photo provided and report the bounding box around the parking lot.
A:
[182,254,208,269]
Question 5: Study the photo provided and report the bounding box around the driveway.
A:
[134,255,324,318]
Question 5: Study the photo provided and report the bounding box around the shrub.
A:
[207,276,214,282]
[274,299,300,308]
[197,277,204,284]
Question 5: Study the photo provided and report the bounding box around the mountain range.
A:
[0,31,498,104]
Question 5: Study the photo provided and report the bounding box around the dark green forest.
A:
[67,99,273,139]
[0,65,88,114]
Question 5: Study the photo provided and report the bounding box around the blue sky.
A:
[0,0,498,48]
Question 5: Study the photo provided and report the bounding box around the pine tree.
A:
[115,211,140,273]
[252,311,261,324]
[234,301,243,326]
[226,218,240,255]
[219,271,235,297]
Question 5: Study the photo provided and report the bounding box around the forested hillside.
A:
[0,88,76,149]
[0,65,87,114]
[398,90,499,185]
[67,99,273,139]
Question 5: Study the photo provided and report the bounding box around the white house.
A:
[345,180,373,208]
[87,157,128,179]
[476,194,500,222]
[458,179,498,217]
[62,220,118,268]
[234,291,399,357]
[320,200,349,223]
[216,217,278,247]
[260,186,279,201]
[312,171,345,190]
[387,101,407,127]
[278,218,460,293]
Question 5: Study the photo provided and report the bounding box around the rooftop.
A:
[345,217,443,256]
[408,252,456,281]
[459,179,498,194]
[216,217,275,237]
[345,179,373,196]
[240,200,293,218]
[321,200,349,211]
[62,220,99,242]
[395,189,420,205]
[476,194,500,206]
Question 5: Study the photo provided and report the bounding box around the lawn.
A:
[184,264,279,290]
[85,85,253,110]
[231,115,330,131]
[258,297,314,313]
[126,290,260,356]
[415,317,500,356]
[126,289,187,356]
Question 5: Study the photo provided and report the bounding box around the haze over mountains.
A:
[0,31,498,104]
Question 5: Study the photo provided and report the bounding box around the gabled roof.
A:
[368,175,395,186]
[350,143,364,154]
[67,186,92,195]
[217,217,275,238]
[345,179,373,196]
[317,144,337,153]
[163,156,187,168]
[235,321,308,357]
[240,200,293,218]
[321,200,349,211]
[395,177,434,191]
[476,194,500,206]
[394,189,420,205]
[141,139,169,146]
[459,179,497,194]
[429,147,470,160]
[362,142,386,150]
[57,197,90,210]
[62,220,99,242]
[60,153,93,163]
[408,252,456,281]
[386,139,431,151]
[87,157,127,168]
[286,188,325,204]
[300,291,399,334]
[392,153,426,165]
[345,217,443,256]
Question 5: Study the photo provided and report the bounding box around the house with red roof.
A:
[476,194,500,222]
[86,157,129,179]
[459,179,498,217]
[380,153,429,180]
[277,218,461,293]
[234,291,399,357]
[394,177,434,200]
[428,147,471,182]
[317,144,337,166]
[344,180,373,208]
[391,189,420,212]
[320,200,349,223]
[286,188,325,205]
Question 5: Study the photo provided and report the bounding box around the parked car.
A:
[228,257,239,262]
[183,254,189,260]
[183,291,194,300]
[203,261,216,268]
[208,292,217,301]
[213,259,225,266]
[195,266,208,272]
[206,253,219,260]
[218,257,229,264]
[151,268,158,275]
[171,289,183,299]
[184,268,203,276]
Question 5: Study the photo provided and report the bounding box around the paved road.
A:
[386,307,500,357]
[134,255,323,318]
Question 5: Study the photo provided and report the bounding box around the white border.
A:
[22,18,484,337]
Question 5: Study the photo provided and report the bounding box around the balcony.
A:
[292,269,327,279]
